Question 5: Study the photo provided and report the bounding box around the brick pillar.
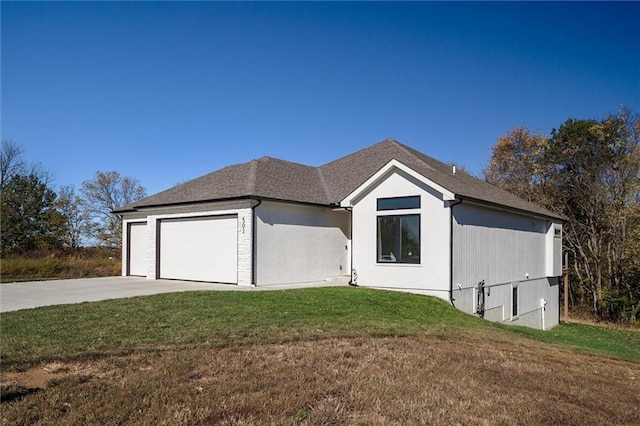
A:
[236,208,253,285]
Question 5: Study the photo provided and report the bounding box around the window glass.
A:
[512,286,519,317]
[377,216,398,262]
[377,196,420,211]
[377,214,420,264]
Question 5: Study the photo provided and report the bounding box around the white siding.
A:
[452,202,560,329]
[546,222,563,277]
[255,201,350,285]
[350,169,450,297]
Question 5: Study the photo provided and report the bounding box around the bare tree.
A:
[56,185,90,249]
[1,140,54,191]
[1,139,26,191]
[80,171,146,247]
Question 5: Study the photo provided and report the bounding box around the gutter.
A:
[455,194,566,223]
[449,198,463,306]
[114,195,334,214]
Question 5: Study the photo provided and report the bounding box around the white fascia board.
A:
[340,159,455,207]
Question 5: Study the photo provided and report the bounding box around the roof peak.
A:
[246,158,258,194]
[253,155,316,168]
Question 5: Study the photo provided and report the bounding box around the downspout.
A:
[330,204,355,286]
[347,206,355,286]
[251,198,262,286]
[449,198,463,306]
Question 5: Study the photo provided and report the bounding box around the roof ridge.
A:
[387,139,435,172]
[247,159,258,195]
[258,155,316,169]
[320,138,395,168]
[316,167,332,204]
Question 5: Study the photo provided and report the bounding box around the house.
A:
[115,139,564,330]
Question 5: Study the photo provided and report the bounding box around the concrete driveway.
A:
[0,277,239,313]
[0,276,346,313]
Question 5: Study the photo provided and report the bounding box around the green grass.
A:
[503,321,640,362]
[1,287,638,367]
[0,287,484,367]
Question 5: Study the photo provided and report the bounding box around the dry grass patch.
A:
[1,252,120,282]
[2,331,638,425]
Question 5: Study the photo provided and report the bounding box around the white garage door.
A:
[127,222,147,276]
[159,215,238,283]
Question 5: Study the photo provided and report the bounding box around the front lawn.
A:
[2,288,639,425]
[0,287,640,425]
[0,287,484,367]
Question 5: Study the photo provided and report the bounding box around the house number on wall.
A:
[241,217,246,234]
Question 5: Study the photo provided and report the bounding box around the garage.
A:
[158,215,238,283]
[127,222,147,276]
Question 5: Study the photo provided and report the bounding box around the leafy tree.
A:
[80,171,146,247]
[546,111,640,321]
[0,174,67,256]
[485,108,640,323]
[483,127,550,204]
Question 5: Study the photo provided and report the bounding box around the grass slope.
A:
[1,287,482,367]
[1,287,638,367]
[1,288,639,424]
[505,321,640,362]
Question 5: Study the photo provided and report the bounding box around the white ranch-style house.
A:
[116,139,564,330]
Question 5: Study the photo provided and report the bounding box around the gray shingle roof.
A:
[116,139,562,220]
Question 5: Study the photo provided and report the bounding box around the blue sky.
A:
[2,2,639,196]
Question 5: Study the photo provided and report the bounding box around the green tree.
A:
[0,174,67,255]
[80,171,146,247]
[485,108,640,323]
[546,111,640,321]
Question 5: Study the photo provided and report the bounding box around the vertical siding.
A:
[452,202,560,329]
[453,203,546,286]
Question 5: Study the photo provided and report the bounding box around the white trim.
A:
[151,208,243,221]
[340,159,455,207]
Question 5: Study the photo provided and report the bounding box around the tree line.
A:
[484,107,640,324]
[0,140,146,256]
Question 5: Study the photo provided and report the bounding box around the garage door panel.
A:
[128,222,147,276]
[159,216,238,283]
